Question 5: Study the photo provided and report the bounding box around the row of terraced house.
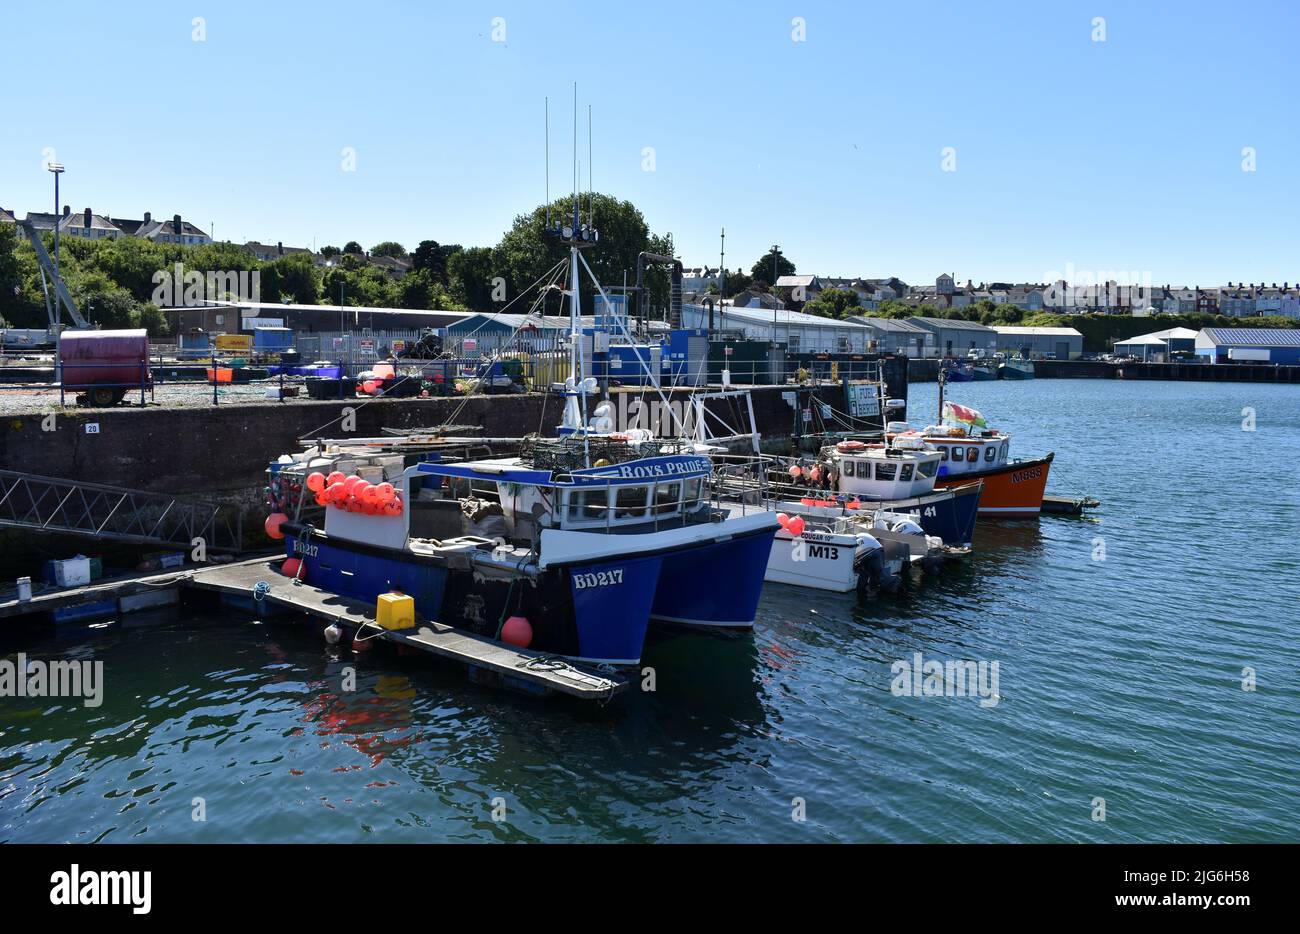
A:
[679,269,1300,318]
[0,206,412,277]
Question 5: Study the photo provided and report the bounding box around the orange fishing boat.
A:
[887,391,1053,518]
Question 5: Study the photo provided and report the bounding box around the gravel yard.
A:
[0,376,362,415]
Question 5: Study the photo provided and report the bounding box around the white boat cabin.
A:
[822,442,942,500]
[887,425,1012,479]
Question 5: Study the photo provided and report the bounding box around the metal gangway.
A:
[0,469,243,552]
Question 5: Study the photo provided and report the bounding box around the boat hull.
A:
[934,453,1053,517]
[999,363,1034,379]
[772,480,982,548]
[970,366,998,381]
[286,529,658,666]
[652,524,776,627]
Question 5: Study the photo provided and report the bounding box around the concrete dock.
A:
[186,558,627,701]
[2,555,627,701]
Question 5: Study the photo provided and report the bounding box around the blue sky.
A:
[3,0,1297,286]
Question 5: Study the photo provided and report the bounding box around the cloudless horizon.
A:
[3,0,1297,287]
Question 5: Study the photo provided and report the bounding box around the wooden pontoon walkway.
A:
[185,558,627,702]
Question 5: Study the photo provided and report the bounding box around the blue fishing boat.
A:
[999,357,1035,379]
[268,198,777,666]
[942,359,975,382]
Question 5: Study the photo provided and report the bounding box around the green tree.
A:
[343,241,364,255]
[802,287,863,319]
[371,241,407,259]
[445,246,499,311]
[319,245,341,259]
[399,267,465,310]
[411,240,462,286]
[495,193,667,317]
[260,252,320,305]
[724,268,753,298]
[750,251,795,289]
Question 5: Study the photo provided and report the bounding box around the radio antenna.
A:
[588,103,594,225]
[571,82,579,230]
[544,96,550,226]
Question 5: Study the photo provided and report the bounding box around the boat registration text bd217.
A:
[572,569,625,589]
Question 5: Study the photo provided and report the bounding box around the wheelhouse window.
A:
[875,462,897,481]
[1000,442,1009,461]
[936,446,948,461]
[683,478,704,508]
[615,485,649,518]
[966,447,979,462]
[899,463,914,481]
[984,446,997,462]
[655,482,682,515]
[842,460,856,477]
[570,488,608,520]
[917,459,937,479]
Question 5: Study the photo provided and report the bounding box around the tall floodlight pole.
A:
[48,162,66,380]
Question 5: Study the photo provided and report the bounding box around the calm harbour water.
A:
[2,379,1298,843]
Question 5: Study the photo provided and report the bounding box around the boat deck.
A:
[186,558,627,701]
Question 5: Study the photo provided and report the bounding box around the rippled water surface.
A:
[3,379,1298,842]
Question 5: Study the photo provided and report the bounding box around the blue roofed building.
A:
[1194,327,1300,364]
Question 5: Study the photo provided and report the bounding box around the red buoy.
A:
[265,512,288,540]
[501,615,533,648]
[281,556,304,580]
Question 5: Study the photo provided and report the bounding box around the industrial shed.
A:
[845,317,935,356]
[1195,328,1300,364]
[992,326,1083,359]
[682,302,873,353]
[908,317,998,357]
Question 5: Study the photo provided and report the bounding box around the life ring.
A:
[836,440,867,452]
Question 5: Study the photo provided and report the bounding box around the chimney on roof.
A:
[173,214,182,234]
[62,205,70,217]
[277,241,283,256]
[144,211,151,224]
[84,208,92,229]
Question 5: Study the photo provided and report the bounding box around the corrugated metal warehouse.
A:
[1195,327,1300,364]
[909,317,998,356]
[992,326,1083,359]
[845,317,935,356]
[682,302,873,353]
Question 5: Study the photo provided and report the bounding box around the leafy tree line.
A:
[0,192,679,335]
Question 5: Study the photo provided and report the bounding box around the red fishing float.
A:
[264,512,288,539]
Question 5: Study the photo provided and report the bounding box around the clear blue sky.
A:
[4,0,1297,287]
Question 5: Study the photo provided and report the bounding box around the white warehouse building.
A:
[681,302,873,354]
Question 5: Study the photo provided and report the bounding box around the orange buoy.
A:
[787,516,806,536]
[306,472,327,493]
[264,512,288,539]
[281,556,304,579]
[326,471,345,486]
[501,615,533,648]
